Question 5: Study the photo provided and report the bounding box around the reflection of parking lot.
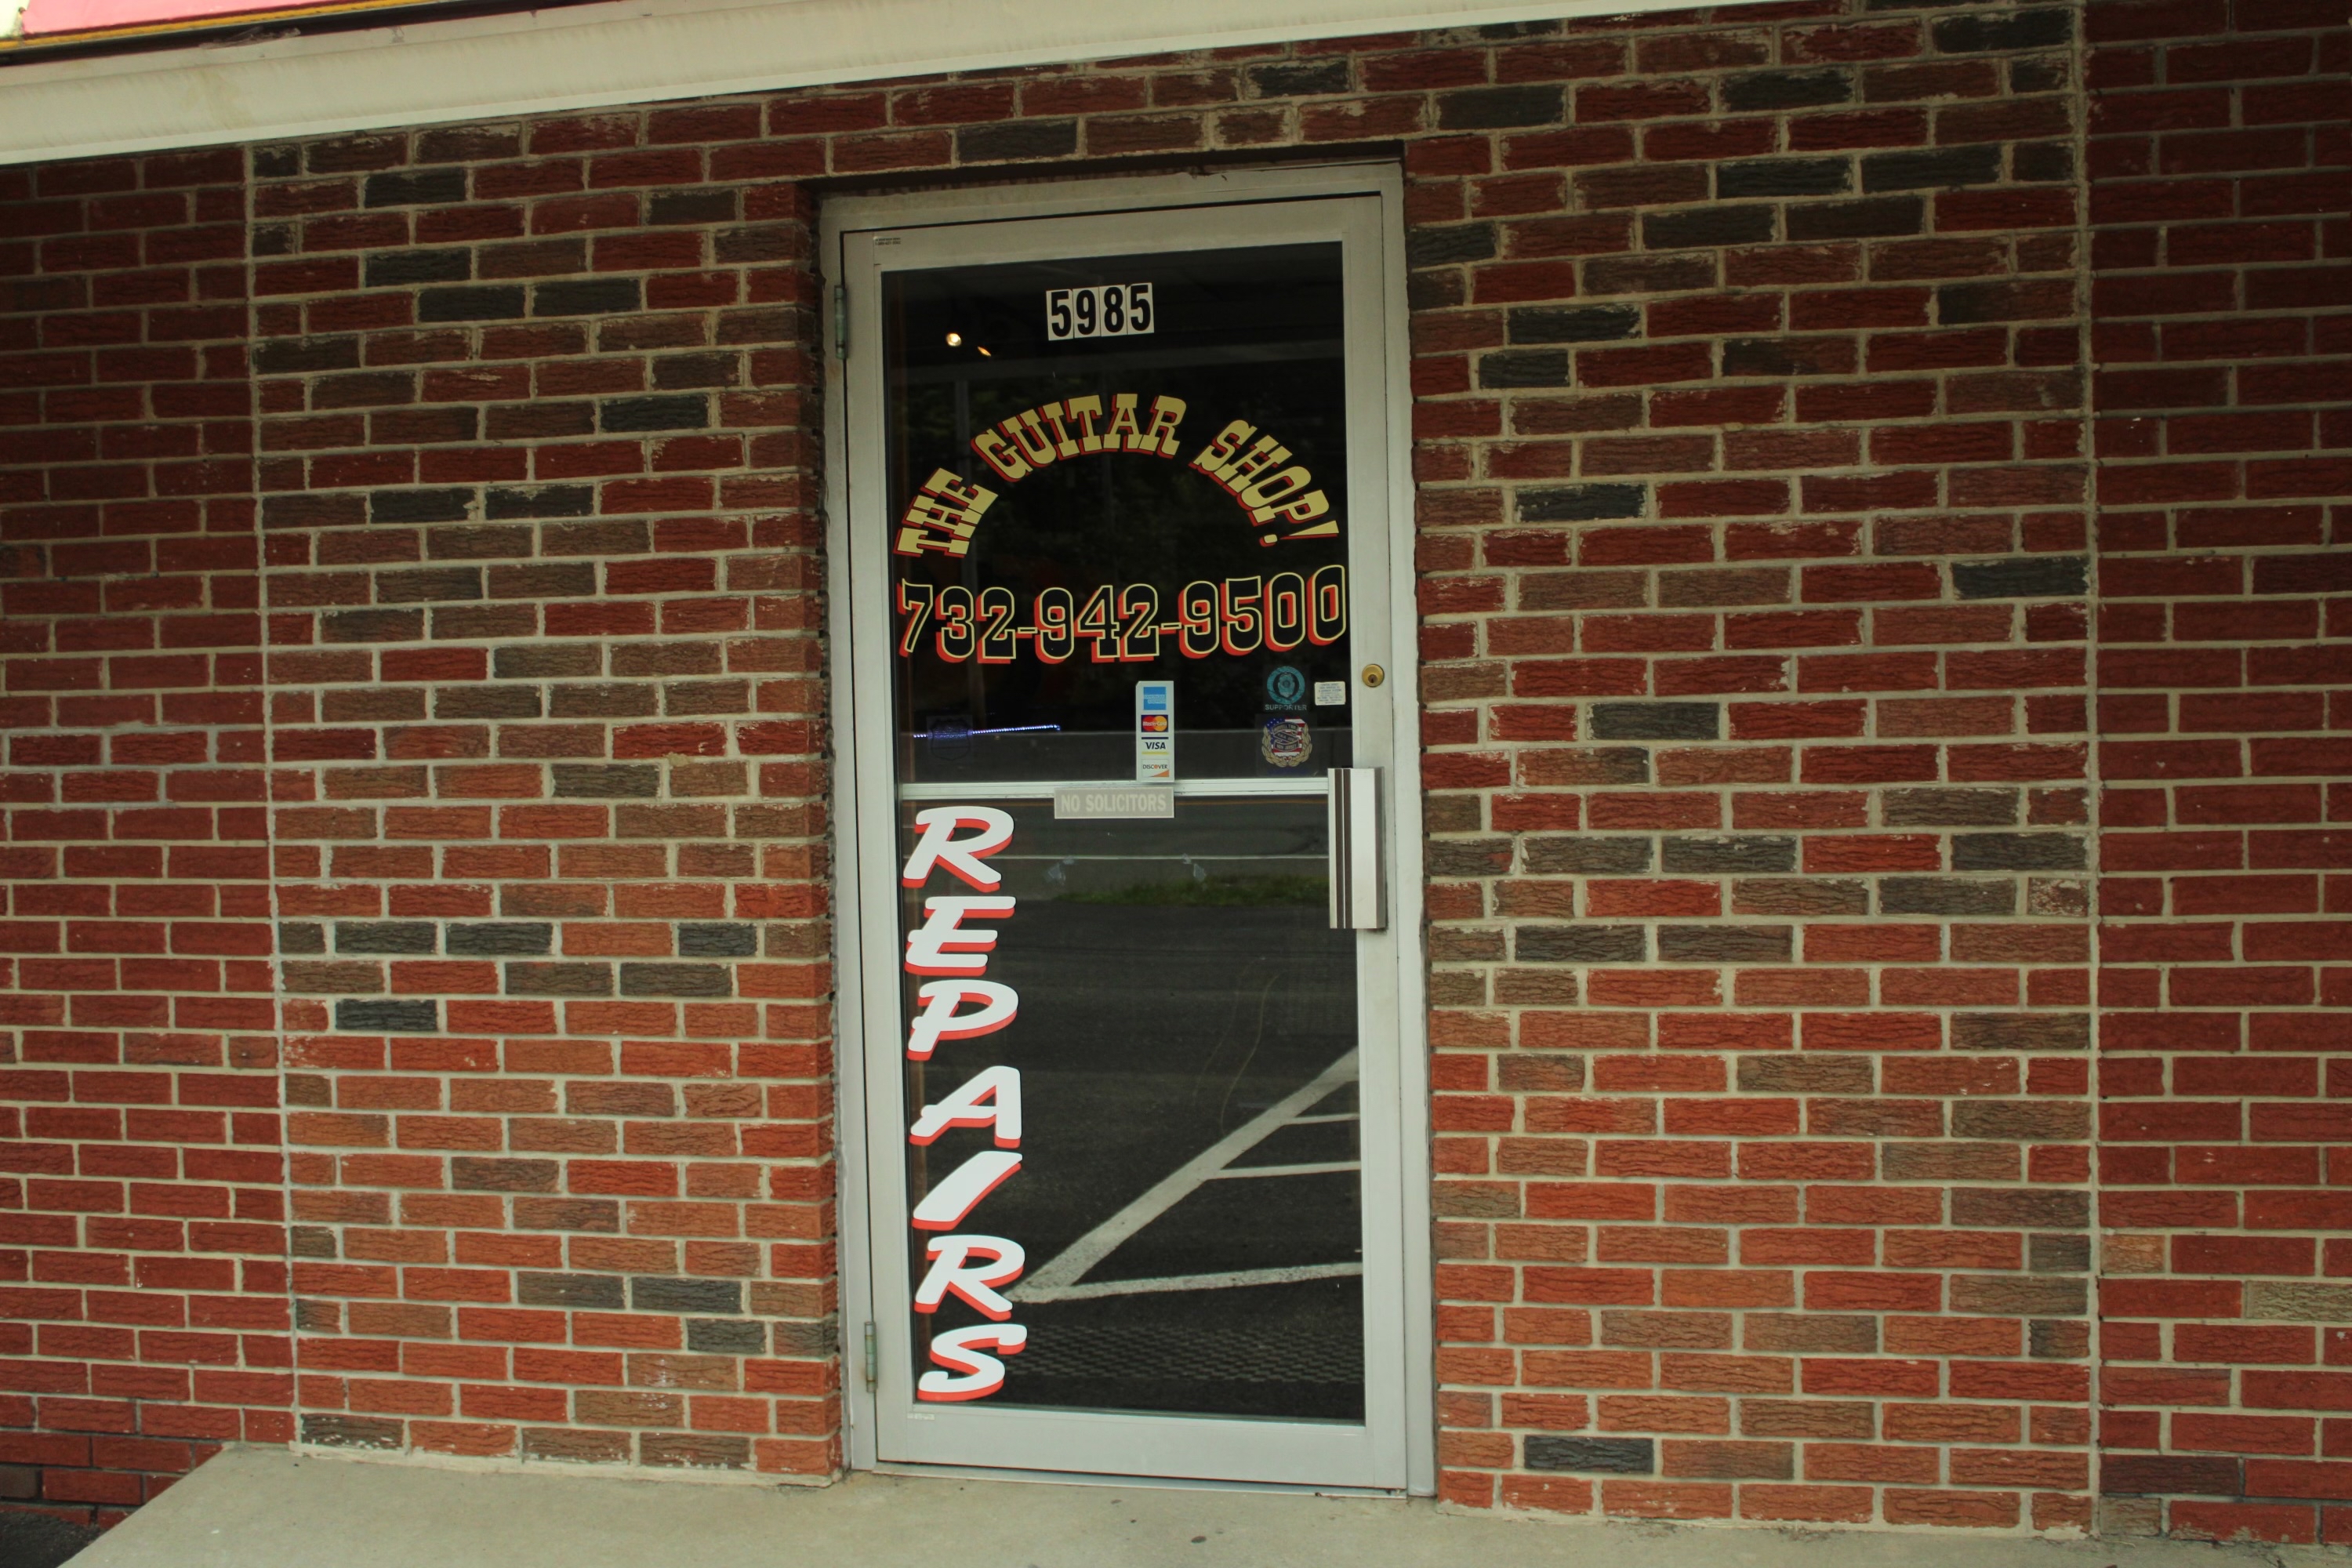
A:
[902,849,1367,1421]
[1018,1048,1360,1299]
[976,795,1332,902]
[904,728,1357,788]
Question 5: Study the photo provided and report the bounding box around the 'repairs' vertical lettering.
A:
[900,807,1026,1401]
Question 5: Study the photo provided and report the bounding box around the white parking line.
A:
[1011,1050,1359,1303]
[1016,1262,1363,1304]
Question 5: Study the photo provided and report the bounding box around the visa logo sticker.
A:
[1134,681,1174,783]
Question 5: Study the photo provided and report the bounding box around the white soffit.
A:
[0,0,1784,168]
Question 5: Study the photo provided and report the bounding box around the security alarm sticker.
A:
[898,807,1029,1403]
[1260,715,1312,770]
[1135,681,1174,782]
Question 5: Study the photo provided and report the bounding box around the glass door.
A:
[839,193,1410,1488]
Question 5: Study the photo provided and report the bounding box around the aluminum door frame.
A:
[821,164,1430,1494]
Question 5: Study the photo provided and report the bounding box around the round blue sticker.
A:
[1265,666,1308,708]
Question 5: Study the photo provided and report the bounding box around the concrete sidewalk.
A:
[68,1446,2331,1568]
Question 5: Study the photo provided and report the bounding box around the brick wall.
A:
[0,147,283,1522]
[245,128,837,1475]
[2086,0,2352,1548]
[1398,4,2100,1526]
[0,0,2343,1539]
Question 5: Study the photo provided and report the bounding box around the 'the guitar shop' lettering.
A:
[1188,419,1340,545]
[900,806,1029,1403]
[971,392,1189,482]
[893,393,1348,558]
[894,469,999,559]
[893,393,1187,559]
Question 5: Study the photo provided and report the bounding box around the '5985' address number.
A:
[1046,283,1152,340]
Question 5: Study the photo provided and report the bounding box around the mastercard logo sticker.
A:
[1139,714,1170,733]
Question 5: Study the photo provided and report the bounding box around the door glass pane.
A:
[897,798,1363,1421]
[880,242,1365,1425]
[884,244,1352,785]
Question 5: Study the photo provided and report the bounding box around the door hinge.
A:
[833,284,848,361]
[862,1319,877,1387]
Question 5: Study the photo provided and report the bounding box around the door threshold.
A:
[865,1460,1403,1500]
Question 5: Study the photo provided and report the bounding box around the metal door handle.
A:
[1327,768,1385,931]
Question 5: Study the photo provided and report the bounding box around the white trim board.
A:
[5,0,1783,168]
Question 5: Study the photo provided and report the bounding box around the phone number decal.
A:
[898,568,1346,665]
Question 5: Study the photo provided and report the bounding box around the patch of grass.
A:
[1061,873,1328,908]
